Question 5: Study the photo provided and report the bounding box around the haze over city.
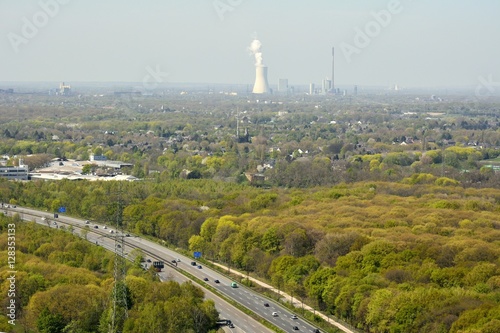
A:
[3,2,500,333]
[1,0,500,90]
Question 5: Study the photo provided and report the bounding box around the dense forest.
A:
[0,216,219,333]
[1,177,500,333]
[1,92,500,332]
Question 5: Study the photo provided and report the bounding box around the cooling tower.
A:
[252,65,270,94]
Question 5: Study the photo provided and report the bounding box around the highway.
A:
[5,205,327,333]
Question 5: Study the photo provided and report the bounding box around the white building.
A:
[0,160,29,180]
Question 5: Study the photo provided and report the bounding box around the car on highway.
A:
[264,303,269,307]
[147,259,152,263]
[214,279,220,283]
[191,261,197,266]
[314,329,320,333]
[292,326,299,330]
[197,265,202,269]
[103,226,107,229]
[176,258,181,262]
[203,277,209,281]
[85,220,90,224]
[291,314,298,319]
[228,323,234,328]
[272,312,278,317]
[94,225,98,229]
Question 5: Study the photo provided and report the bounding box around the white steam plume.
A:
[249,39,264,66]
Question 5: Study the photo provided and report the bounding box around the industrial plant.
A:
[249,39,270,94]
[249,41,346,96]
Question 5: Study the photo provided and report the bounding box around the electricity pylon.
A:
[110,191,127,333]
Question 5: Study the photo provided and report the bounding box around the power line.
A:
[109,187,128,333]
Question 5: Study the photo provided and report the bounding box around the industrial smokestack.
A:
[249,39,270,94]
[331,47,335,92]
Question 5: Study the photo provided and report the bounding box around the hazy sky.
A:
[1,0,499,89]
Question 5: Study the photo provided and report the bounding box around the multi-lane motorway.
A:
[5,205,326,333]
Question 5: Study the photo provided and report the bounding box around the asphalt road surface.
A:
[6,205,329,333]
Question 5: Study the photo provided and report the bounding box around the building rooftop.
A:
[31,159,137,181]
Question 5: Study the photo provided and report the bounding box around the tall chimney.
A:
[331,47,335,92]
[253,65,270,94]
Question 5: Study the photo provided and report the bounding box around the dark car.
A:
[228,323,234,328]
[292,326,299,330]
[197,265,202,269]
[146,259,152,263]
[214,279,220,283]
[314,329,320,333]
[203,277,209,281]
[264,303,269,307]
[191,261,197,266]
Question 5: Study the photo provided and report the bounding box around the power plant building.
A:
[309,83,315,95]
[322,79,332,94]
[249,39,270,94]
[59,82,71,95]
[278,78,288,92]
[253,65,270,94]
